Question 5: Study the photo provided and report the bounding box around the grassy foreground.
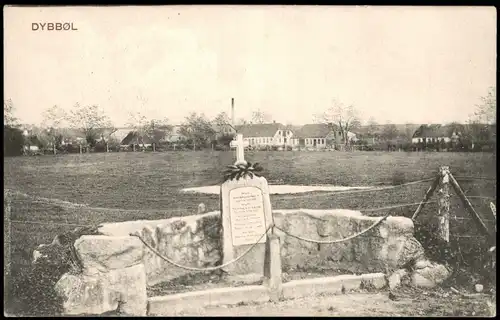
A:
[4,151,496,315]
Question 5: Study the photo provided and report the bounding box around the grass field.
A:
[4,150,497,315]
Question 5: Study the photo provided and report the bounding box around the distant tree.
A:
[128,112,172,152]
[315,99,361,146]
[439,138,446,151]
[3,99,25,156]
[41,105,68,155]
[403,123,417,142]
[251,109,272,124]
[464,88,497,151]
[236,118,249,126]
[213,112,231,127]
[212,112,235,147]
[4,99,18,127]
[473,86,496,125]
[67,104,112,152]
[4,126,24,157]
[382,122,399,141]
[366,117,379,142]
[179,112,216,150]
[99,127,118,153]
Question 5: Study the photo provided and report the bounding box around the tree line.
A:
[4,86,496,156]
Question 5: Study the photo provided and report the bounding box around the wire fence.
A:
[276,177,437,200]
[453,176,497,182]
[6,174,495,240]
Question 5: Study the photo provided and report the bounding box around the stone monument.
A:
[221,134,273,278]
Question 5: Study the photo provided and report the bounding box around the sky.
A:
[3,6,497,127]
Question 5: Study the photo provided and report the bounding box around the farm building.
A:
[290,123,345,148]
[119,128,171,147]
[234,122,295,148]
[411,124,465,144]
[212,123,237,140]
[166,125,186,143]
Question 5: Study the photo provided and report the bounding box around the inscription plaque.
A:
[229,186,267,246]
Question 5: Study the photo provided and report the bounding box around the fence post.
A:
[437,166,451,243]
[4,191,12,293]
[263,226,283,302]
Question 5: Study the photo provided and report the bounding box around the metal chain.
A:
[274,212,390,244]
[130,225,272,272]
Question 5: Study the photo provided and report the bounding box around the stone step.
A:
[147,273,387,316]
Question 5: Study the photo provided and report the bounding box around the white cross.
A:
[230,133,249,165]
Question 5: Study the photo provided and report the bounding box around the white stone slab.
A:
[221,176,273,276]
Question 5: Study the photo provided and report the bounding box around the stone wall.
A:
[98,212,222,286]
[38,209,441,315]
[273,209,425,274]
[96,209,424,285]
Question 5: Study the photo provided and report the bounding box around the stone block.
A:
[55,264,147,316]
[388,269,408,290]
[74,236,144,274]
[361,272,387,290]
[148,285,270,316]
[282,276,344,299]
[411,261,451,288]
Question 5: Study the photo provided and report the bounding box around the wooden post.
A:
[449,173,494,242]
[412,175,440,220]
[437,166,451,243]
[263,227,283,302]
[490,202,496,232]
[4,191,11,291]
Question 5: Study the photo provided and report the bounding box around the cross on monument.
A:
[230,133,249,165]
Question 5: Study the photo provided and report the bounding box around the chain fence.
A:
[130,225,272,272]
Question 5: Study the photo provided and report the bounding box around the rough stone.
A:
[273,209,422,274]
[74,236,144,274]
[475,284,484,293]
[411,262,451,288]
[98,219,174,237]
[415,259,433,269]
[131,212,221,286]
[388,269,408,290]
[54,264,147,316]
[361,273,387,290]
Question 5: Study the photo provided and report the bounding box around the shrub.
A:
[6,226,103,316]
[57,144,81,154]
[4,126,25,157]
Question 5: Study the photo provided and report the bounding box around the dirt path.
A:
[163,290,495,317]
